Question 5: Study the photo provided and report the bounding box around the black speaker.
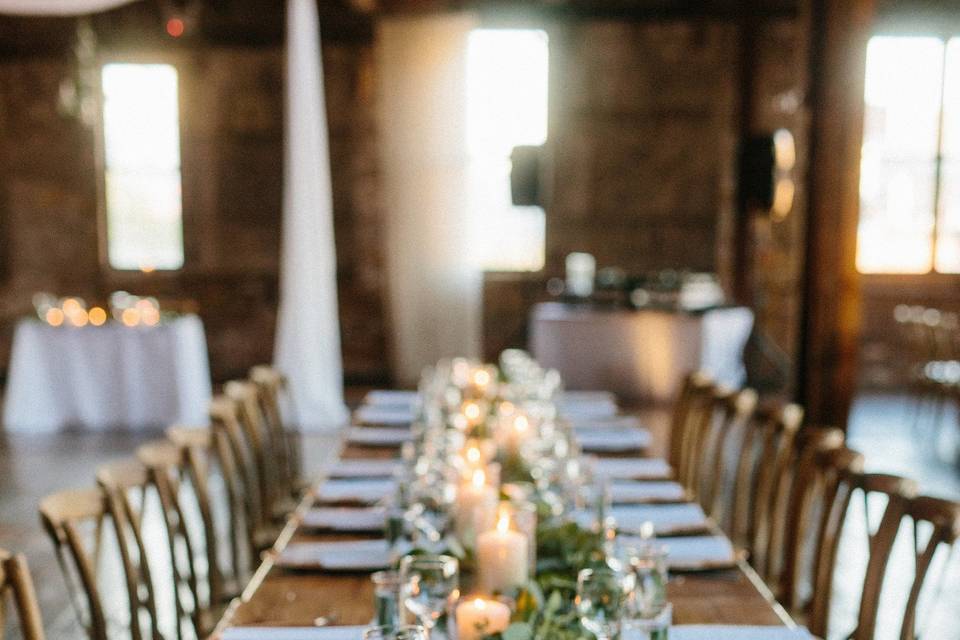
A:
[510,145,542,207]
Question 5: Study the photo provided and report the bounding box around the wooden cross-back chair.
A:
[136,440,219,640]
[771,426,845,597]
[39,488,110,640]
[0,549,45,640]
[671,372,716,494]
[730,402,803,555]
[95,459,166,640]
[208,397,282,565]
[897,495,960,640]
[164,425,243,608]
[693,386,758,525]
[249,365,303,496]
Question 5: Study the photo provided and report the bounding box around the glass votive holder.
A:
[363,624,428,640]
[626,543,670,620]
[370,570,402,629]
[622,602,672,640]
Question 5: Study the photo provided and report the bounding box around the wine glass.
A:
[399,554,460,634]
[576,567,628,640]
[362,624,429,640]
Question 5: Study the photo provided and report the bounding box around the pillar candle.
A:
[454,469,498,548]
[456,597,511,640]
[476,511,529,593]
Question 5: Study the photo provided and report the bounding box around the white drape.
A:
[274,0,348,429]
[0,0,136,15]
[378,13,482,386]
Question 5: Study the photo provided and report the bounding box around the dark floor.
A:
[0,392,958,639]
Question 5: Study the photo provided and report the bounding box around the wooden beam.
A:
[796,0,874,428]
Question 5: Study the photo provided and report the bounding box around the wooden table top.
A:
[212,438,794,637]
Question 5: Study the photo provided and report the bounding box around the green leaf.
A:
[503,622,534,640]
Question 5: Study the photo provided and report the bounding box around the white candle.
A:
[476,511,529,594]
[454,469,498,548]
[456,597,511,640]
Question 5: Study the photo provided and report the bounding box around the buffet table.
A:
[530,303,754,403]
[2,315,212,432]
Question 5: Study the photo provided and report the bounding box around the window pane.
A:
[935,39,960,272]
[857,36,943,274]
[101,64,184,271]
[467,30,548,272]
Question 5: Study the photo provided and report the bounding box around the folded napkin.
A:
[670,625,814,640]
[559,399,620,418]
[328,459,400,479]
[593,457,673,480]
[301,506,385,532]
[221,627,367,640]
[354,406,414,426]
[346,427,412,448]
[578,428,651,453]
[316,478,395,505]
[607,503,709,535]
[610,481,687,504]
[276,539,391,572]
[571,415,644,430]
[363,389,418,407]
[560,390,617,404]
[618,534,737,571]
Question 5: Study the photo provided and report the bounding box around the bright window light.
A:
[466,29,548,272]
[101,63,184,271]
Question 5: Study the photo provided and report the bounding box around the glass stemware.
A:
[371,570,402,629]
[399,554,460,635]
[576,567,628,640]
[362,624,429,640]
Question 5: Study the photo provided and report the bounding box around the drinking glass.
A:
[622,602,672,640]
[576,567,628,640]
[371,570,402,629]
[362,624,429,640]
[624,543,669,619]
[399,554,460,635]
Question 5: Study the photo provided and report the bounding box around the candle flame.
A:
[466,446,481,464]
[473,369,491,386]
[497,511,510,533]
[515,415,529,433]
[474,597,486,610]
[464,402,481,421]
[472,469,486,489]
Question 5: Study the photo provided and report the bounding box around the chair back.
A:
[136,440,207,639]
[0,549,45,640]
[38,488,110,640]
[675,374,716,493]
[249,365,301,493]
[897,495,960,640]
[95,459,163,640]
[223,381,276,520]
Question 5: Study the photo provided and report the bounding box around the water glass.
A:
[362,624,429,640]
[399,554,460,635]
[622,602,672,640]
[576,567,628,640]
[371,570,402,628]
[626,543,669,619]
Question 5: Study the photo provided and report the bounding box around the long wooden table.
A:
[212,430,795,636]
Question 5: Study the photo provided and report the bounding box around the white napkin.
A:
[593,457,673,480]
[578,428,651,453]
[354,406,414,425]
[276,539,391,571]
[222,627,367,640]
[363,389,418,407]
[316,479,395,505]
[329,459,400,479]
[607,503,709,535]
[571,415,643,430]
[610,481,687,504]
[559,399,620,418]
[301,507,385,532]
[560,390,617,404]
[347,427,412,447]
[618,535,736,571]
[670,625,814,640]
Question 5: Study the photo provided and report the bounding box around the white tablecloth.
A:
[530,302,753,403]
[2,315,212,432]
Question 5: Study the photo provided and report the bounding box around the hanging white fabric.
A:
[377,13,482,386]
[274,0,349,429]
[0,0,137,15]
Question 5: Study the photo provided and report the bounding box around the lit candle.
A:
[454,469,498,549]
[476,510,529,594]
[456,597,511,640]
